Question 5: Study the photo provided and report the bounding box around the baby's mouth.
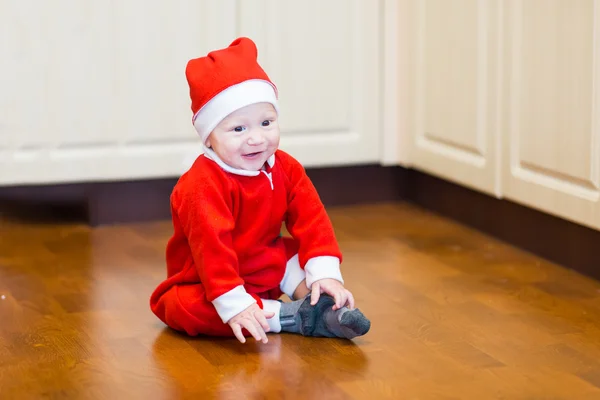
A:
[243,151,263,159]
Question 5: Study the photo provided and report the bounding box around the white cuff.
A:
[279,254,306,297]
[211,285,257,323]
[304,256,344,289]
[262,299,282,333]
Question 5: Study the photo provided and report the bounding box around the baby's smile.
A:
[243,151,263,159]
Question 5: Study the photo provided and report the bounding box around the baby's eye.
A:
[262,120,271,127]
[233,126,245,132]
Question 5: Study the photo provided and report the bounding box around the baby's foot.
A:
[280,294,370,339]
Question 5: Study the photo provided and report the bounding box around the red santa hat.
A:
[185,37,279,144]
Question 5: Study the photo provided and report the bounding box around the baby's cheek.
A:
[265,131,280,145]
[221,136,241,150]
[225,140,246,158]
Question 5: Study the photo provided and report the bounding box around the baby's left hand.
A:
[310,278,355,311]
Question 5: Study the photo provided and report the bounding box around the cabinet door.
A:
[237,0,381,167]
[503,0,600,230]
[407,0,502,196]
[0,1,235,186]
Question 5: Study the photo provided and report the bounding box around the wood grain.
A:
[2,202,600,399]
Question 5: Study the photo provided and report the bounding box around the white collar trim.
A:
[202,145,275,176]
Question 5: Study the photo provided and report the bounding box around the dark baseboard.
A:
[83,164,407,225]
[0,164,407,226]
[1,164,599,282]
[405,169,600,282]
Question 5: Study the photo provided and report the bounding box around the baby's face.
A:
[207,103,280,171]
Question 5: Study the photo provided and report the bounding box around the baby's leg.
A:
[260,245,308,334]
[292,280,310,300]
[272,238,371,339]
[279,253,310,300]
[151,282,243,337]
[279,237,309,299]
[278,294,370,339]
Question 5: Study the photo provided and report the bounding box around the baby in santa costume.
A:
[149,37,370,343]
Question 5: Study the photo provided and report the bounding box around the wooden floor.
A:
[3,202,600,399]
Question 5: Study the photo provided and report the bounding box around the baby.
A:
[150,37,371,343]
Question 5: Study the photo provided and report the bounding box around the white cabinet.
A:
[393,0,600,232]
[0,0,381,186]
[0,1,237,186]
[6,1,598,232]
[501,0,600,231]
[399,0,502,197]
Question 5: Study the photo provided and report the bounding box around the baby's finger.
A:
[311,283,321,305]
[255,310,271,333]
[347,290,355,309]
[330,290,339,310]
[231,323,246,344]
[251,317,269,343]
[332,290,345,310]
[241,319,262,342]
[339,291,348,309]
[262,310,275,319]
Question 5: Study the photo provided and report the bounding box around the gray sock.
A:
[279,294,371,339]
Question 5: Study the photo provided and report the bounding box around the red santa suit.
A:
[149,37,344,337]
[149,146,343,336]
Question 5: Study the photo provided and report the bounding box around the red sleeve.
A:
[278,151,345,288]
[171,167,256,322]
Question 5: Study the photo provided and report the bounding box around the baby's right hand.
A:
[227,303,274,344]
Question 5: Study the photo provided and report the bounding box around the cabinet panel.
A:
[0,1,235,185]
[425,0,481,154]
[238,0,381,167]
[410,0,501,196]
[519,0,594,184]
[503,0,600,230]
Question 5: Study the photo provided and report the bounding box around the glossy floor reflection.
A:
[2,202,600,399]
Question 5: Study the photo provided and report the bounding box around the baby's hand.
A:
[310,278,355,311]
[228,303,274,344]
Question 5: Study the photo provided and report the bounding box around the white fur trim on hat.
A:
[192,79,279,144]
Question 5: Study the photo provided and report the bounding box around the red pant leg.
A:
[151,282,282,337]
[150,237,300,337]
[151,282,237,336]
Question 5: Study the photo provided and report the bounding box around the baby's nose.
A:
[247,130,265,144]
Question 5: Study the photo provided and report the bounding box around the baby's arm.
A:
[172,173,258,324]
[279,152,353,307]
